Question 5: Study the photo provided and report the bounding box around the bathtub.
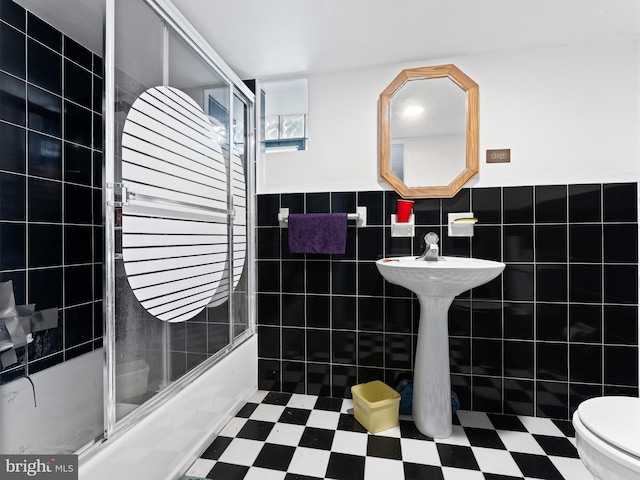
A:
[80,335,257,480]
[0,334,257,480]
[0,348,104,454]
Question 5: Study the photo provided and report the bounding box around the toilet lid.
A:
[578,396,640,458]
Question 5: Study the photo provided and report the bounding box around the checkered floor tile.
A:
[183,391,591,480]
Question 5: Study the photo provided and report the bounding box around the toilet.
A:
[572,396,640,479]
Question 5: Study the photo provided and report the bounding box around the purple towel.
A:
[288,213,348,254]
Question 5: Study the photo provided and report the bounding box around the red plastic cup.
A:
[396,199,414,223]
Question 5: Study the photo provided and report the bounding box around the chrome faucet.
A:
[418,232,439,261]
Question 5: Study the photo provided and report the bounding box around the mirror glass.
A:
[391,78,466,186]
[379,65,479,198]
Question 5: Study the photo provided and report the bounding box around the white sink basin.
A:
[376,255,505,439]
[376,255,505,297]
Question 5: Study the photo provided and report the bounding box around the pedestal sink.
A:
[376,255,505,438]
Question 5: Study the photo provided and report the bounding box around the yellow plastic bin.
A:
[351,380,400,433]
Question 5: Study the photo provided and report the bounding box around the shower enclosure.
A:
[0,0,255,456]
[106,0,255,435]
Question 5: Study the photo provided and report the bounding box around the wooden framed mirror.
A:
[379,64,479,198]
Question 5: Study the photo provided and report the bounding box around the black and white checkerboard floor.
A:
[183,391,592,480]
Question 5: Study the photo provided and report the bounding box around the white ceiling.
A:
[170,0,640,79]
[14,0,640,80]
[14,0,103,54]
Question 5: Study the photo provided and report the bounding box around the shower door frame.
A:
[102,0,256,442]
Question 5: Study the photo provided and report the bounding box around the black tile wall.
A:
[0,1,103,383]
[26,12,60,52]
[28,38,61,94]
[0,71,26,126]
[0,0,23,30]
[257,183,639,420]
[0,21,25,78]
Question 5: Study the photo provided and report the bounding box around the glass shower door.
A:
[105,0,253,430]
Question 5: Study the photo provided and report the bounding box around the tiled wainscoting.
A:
[256,183,639,420]
[0,0,103,383]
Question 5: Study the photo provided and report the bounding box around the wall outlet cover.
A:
[486,149,510,163]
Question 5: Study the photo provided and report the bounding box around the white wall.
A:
[257,39,640,194]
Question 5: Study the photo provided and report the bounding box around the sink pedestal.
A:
[413,295,455,438]
[375,255,505,440]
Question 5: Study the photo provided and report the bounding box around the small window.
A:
[262,79,308,152]
[265,114,307,151]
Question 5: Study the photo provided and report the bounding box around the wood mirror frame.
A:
[379,64,479,198]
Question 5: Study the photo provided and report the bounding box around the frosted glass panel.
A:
[121,86,228,322]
